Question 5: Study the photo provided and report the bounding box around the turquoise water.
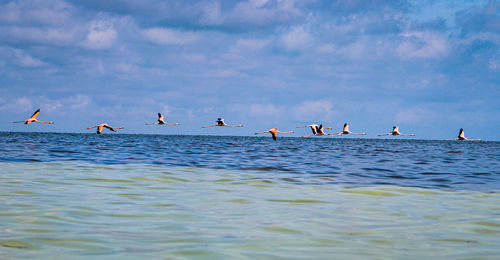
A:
[0,133,499,259]
[1,163,499,259]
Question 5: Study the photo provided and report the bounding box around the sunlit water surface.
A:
[0,133,499,259]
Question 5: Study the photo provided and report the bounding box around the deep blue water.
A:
[1,132,498,191]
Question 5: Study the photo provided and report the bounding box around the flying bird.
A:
[202,118,243,128]
[12,109,54,124]
[296,124,332,135]
[300,124,340,137]
[145,113,179,126]
[444,128,481,141]
[254,128,294,141]
[87,124,124,134]
[378,126,415,136]
[335,123,366,136]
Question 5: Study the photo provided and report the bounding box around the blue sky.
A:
[1,0,499,140]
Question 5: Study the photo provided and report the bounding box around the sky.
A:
[0,0,499,140]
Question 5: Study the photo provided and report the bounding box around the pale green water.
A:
[0,162,499,259]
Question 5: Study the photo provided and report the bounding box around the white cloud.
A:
[279,25,313,51]
[43,100,63,112]
[2,26,78,46]
[181,53,206,63]
[67,95,91,110]
[229,0,302,26]
[85,20,117,49]
[204,69,244,78]
[199,0,303,28]
[336,40,367,59]
[116,63,138,73]
[249,0,269,8]
[230,0,275,24]
[318,43,335,53]
[293,99,336,121]
[97,60,104,73]
[458,32,500,46]
[0,95,91,114]
[0,4,134,50]
[231,38,270,53]
[397,31,449,59]
[143,27,199,45]
[395,108,433,124]
[162,105,172,116]
[0,0,73,25]
[489,58,500,71]
[14,49,46,67]
[15,97,34,111]
[249,103,283,118]
[0,97,33,113]
[200,1,223,25]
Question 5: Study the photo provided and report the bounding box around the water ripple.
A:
[0,132,499,191]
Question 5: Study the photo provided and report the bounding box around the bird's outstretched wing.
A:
[30,109,41,119]
[103,125,116,132]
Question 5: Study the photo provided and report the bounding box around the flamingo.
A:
[254,128,294,141]
[378,126,415,136]
[12,109,53,124]
[335,123,366,136]
[87,124,124,134]
[296,124,332,135]
[300,124,340,137]
[444,128,481,141]
[145,113,179,126]
[202,118,243,128]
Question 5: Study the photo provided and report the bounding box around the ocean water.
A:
[0,132,499,259]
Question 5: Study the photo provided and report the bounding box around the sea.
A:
[0,132,499,259]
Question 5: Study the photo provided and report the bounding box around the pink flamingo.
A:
[378,126,414,136]
[146,113,179,126]
[335,123,366,136]
[300,124,340,137]
[254,128,294,140]
[444,128,480,141]
[202,118,242,128]
[12,109,53,124]
[87,123,124,134]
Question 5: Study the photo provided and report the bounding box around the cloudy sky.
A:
[1,0,499,140]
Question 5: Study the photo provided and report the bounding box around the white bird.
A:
[378,126,415,136]
[299,124,340,137]
[202,118,243,128]
[146,113,179,126]
[335,123,366,136]
[255,128,294,141]
[12,109,54,125]
[296,124,333,135]
[87,124,124,134]
[444,128,481,141]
